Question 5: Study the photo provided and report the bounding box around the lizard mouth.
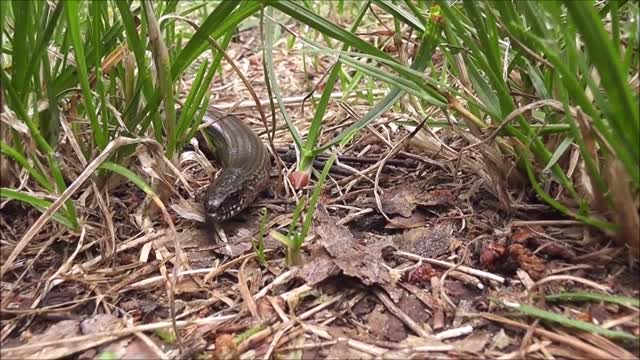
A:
[206,197,246,222]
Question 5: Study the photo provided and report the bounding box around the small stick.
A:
[395,251,506,284]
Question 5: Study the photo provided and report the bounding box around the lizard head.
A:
[205,168,256,222]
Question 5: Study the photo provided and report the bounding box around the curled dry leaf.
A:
[381,186,419,217]
[385,212,429,229]
[171,198,206,223]
[417,189,457,207]
[288,170,309,190]
[512,226,543,244]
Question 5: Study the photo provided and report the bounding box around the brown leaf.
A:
[394,224,454,258]
[511,226,543,244]
[507,244,546,280]
[406,264,441,286]
[325,341,370,360]
[297,247,341,286]
[381,187,419,217]
[417,189,457,207]
[479,243,506,269]
[529,238,576,261]
[512,227,576,260]
[308,205,401,301]
[397,293,430,325]
[214,334,239,360]
[366,306,407,341]
[455,330,491,353]
[385,212,429,229]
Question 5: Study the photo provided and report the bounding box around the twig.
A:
[395,250,506,284]
[374,288,431,338]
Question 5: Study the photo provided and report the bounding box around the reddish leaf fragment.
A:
[507,244,546,280]
[479,243,506,269]
[214,334,239,360]
[288,170,309,190]
[406,264,441,285]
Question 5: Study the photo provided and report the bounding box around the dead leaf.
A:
[416,189,457,207]
[214,334,239,360]
[406,264,442,285]
[455,330,491,353]
[325,341,372,360]
[366,306,407,341]
[381,187,419,217]
[171,198,206,223]
[507,244,546,280]
[490,329,514,350]
[393,224,454,258]
[305,205,402,301]
[385,212,429,229]
[512,226,543,244]
[397,293,430,325]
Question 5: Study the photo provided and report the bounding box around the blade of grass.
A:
[268,0,397,65]
[263,6,303,150]
[0,142,52,192]
[545,291,640,309]
[143,0,176,158]
[1,67,78,228]
[497,299,639,342]
[0,188,75,228]
[64,0,105,149]
[564,1,639,160]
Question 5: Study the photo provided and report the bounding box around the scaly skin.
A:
[201,110,271,222]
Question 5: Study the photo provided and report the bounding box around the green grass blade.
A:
[267,0,397,65]
[263,7,303,150]
[64,0,105,149]
[10,0,30,100]
[564,1,639,162]
[143,0,176,158]
[20,1,64,100]
[0,188,75,228]
[545,292,640,309]
[543,136,573,172]
[0,142,53,192]
[100,162,154,195]
[372,0,425,32]
[497,299,639,342]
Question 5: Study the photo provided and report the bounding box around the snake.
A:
[198,110,271,222]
